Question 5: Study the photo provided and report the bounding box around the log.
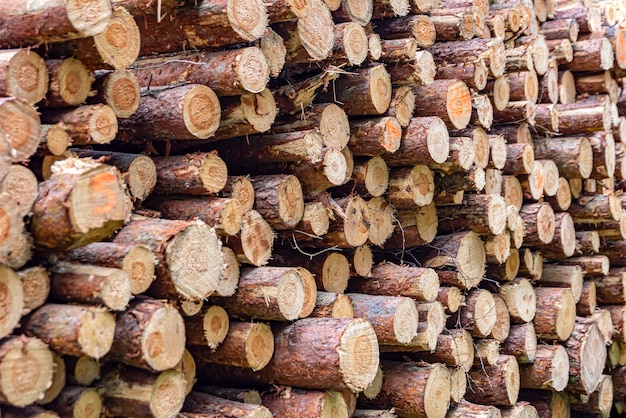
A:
[412,79,472,130]
[533,135,592,179]
[0,164,36,217]
[42,104,118,145]
[486,76,510,113]
[340,157,389,198]
[519,344,569,391]
[465,355,520,406]
[185,305,229,349]
[17,266,49,316]
[89,69,140,118]
[383,117,450,166]
[213,266,315,321]
[554,99,612,135]
[569,374,613,417]
[569,194,622,223]
[100,367,186,418]
[347,293,418,345]
[473,338,500,366]
[502,143,534,176]
[114,218,224,301]
[518,389,569,418]
[0,97,41,163]
[271,250,350,293]
[348,117,402,156]
[537,264,583,303]
[0,0,112,48]
[152,152,227,195]
[500,402,538,418]
[428,37,506,77]
[22,303,115,359]
[228,210,274,267]
[453,288,498,338]
[48,262,131,311]
[562,37,614,72]
[533,286,577,342]
[0,49,48,105]
[565,317,606,394]
[262,388,348,418]
[182,391,271,418]
[415,329,474,371]
[500,322,537,364]
[430,136,475,174]
[292,201,330,238]
[519,202,555,246]
[39,123,70,156]
[310,292,354,318]
[191,321,274,371]
[250,174,304,230]
[435,166,486,194]
[446,400,501,417]
[360,361,450,418]
[499,278,536,323]
[131,46,269,96]
[387,165,435,208]
[435,60,488,91]
[437,193,508,236]
[65,356,100,386]
[534,212,576,259]
[349,262,439,302]
[107,298,185,372]
[382,202,438,250]
[47,386,102,418]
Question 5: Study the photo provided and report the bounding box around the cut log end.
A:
[182,86,221,139]
[94,7,140,70]
[4,50,48,105]
[227,0,269,41]
[320,104,350,150]
[101,70,141,118]
[76,308,116,359]
[244,322,275,371]
[66,0,112,37]
[322,253,350,293]
[0,97,41,163]
[446,80,472,129]
[126,155,157,201]
[198,305,230,349]
[138,303,186,371]
[236,47,270,94]
[369,65,393,115]
[297,2,335,60]
[86,104,118,144]
[338,318,380,392]
[342,22,369,65]
[236,210,274,266]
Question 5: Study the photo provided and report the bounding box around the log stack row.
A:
[1,0,626,416]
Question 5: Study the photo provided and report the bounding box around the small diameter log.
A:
[18,266,49,315]
[250,174,304,230]
[185,305,229,349]
[437,286,463,314]
[316,65,392,116]
[387,165,435,208]
[428,37,506,77]
[519,160,545,201]
[502,143,534,176]
[198,318,380,392]
[500,323,537,364]
[453,288,497,338]
[191,321,274,371]
[486,247,520,281]
[29,159,131,250]
[41,104,117,145]
[565,317,606,394]
[0,266,22,341]
[383,117,450,167]
[0,97,42,163]
[519,202,555,246]
[101,367,186,418]
[382,202,438,250]
[214,266,315,321]
[568,194,622,223]
[429,135,475,174]
[310,292,354,319]
[437,193,508,236]
[561,37,614,72]
[383,49,438,87]
[90,69,140,118]
[347,293,418,345]
[65,356,100,386]
[412,79,472,130]
[465,355,520,407]
[321,195,372,248]
[39,123,70,156]
[153,152,227,196]
[132,46,269,96]
[37,352,64,405]
[500,402,538,418]
[559,255,610,277]
[48,262,131,311]
[430,11,476,41]
[119,84,221,140]
[372,14,436,48]
[499,278,536,323]
[533,287,576,341]
[473,338,500,366]
[534,212,576,260]
[518,389,569,418]
[262,388,347,418]
[0,49,48,105]
[536,264,583,303]
[342,157,389,198]
[588,130,616,180]
[554,100,612,135]
[415,329,474,371]
[361,361,450,418]
[519,344,569,391]
[570,374,613,417]
[386,86,415,128]
[484,231,511,265]
[47,385,102,418]
[489,294,511,341]
[436,60,489,91]
[182,391,271,418]
[545,177,572,212]
[349,262,439,302]
[485,76,510,113]
[348,117,402,156]
[446,400,501,417]
[596,269,626,304]
[114,218,224,301]
[22,303,115,359]
[435,166,485,194]
[271,250,350,294]
[229,209,274,267]
[107,298,186,372]
[211,88,277,141]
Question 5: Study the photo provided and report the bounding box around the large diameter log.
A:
[569,194,622,223]
[153,152,227,195]
[29,158,131,250]
[198,318,380,392]
[361,361,450,418]
[519,344,569,391]
[565,317,606,394]
[465,355,520,406]
[562,37,614,72]
[0,97,41,163]
[347,293,418,345]
[48,262,131,311]
[438,193,508,235]
[191,321,274,371]
[107,298,185,372]
[262,388,347,418]
[383,117,450,166]
[119,84,221,140]
[214,266,315,321]
[131,46,269,96]
[100,367,186,418]
[182,391,271,418]
[114,218,224,301]
[533,287,576,341]
[349,262,439,302]
[554,99,612,135]
[0,0,111,48]
[412,79,472,130]
[0,49,48,105]
[22,303,115,359]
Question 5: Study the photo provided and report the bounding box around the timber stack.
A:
[2,0,626,416]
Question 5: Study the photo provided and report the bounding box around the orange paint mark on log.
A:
[448,83,471,121]
[90,171,118,215]
[384,118,402,150]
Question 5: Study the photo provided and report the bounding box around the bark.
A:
[383,117,450,166]
[383,202,438,250]
[182,391,271,418]
[385,86,415,128]
[565,317,606,394]
[271,250,350,293]
[561,37,614,72]
[211,88,277,141]
[453,289,498,338]
[415,329,474,371]
[436,60,488,91]
[348,117,402,156]
[554,98,612,135]
[518,389,570,418]
[250,174,304,230]
[373,15,436,48]
[349,262,439,302]
[228,210,274,267]
[310,292,354,319]
[428,37,506,77]
[446,400,501,418]
[412,79,472,130]
[437,193,508,236]
[107,298,186,372]
[519,202,555,245]
[262,388,348,417]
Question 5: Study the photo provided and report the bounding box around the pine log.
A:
[293,201,330,237]
[228,209,274,267]
[250,174,304,230]
[114,218,224,301]
[385,86,415,128]
[22,303,115,359]
[48,262,131,311]
[360,361,450,418]
[484,230,512,265]
[47,385,102,418]
[339,157,389,198]
[569,374,613,416]
[90,69,140,118]
[588,130,616,179]
[561,37,614,72]
[533,212,576,259]
[430,136,475,174]
[569,194,622,223]
[152,152,227,195]
[514,35,550,75]
[262,388,347,418]
[107,298,185,372]
[537,264,583,303]
[428,37,506,77]
[541,18,578,41]
[0,49,48,105]
[500,402,538,418]
[473,338,500,366]
[387,165,435,208]
[383,50,438,87]
[0,165,37,218]
[213,266,315,321]
[310,292,354,318]
[348,117,402,156]
[453,288,497,338]
[500,322,537,364]
[436,59,488,91]
[465,355,520,406]
[502,143,534,176]
[185,305,229,349]
[519,344,569,391]
[519,202,555,245]
[489,294,511,341]
[383,117,450,166]
[565,317,606,394]
[595,269,626,304]
[131,46,269,96]
[446,400,501,417]
[438,193,508,236]
[42,104,118,145]
[17,266,49,316]
[415,329,474,371]
[39,123,70,156]
[554,99,612,135]
[486,76,510,112]
[209,88,277,141]
[271,250,349,293]
[411,79,472,130]
[499,278,536,323]
[518,389,569,418]
[194,386,261,405]
[533,136,592,179]
[0,0,112,48]
[533,287,576,341]
[182,391,271,418]
[100,367,186,418]
[0,97,41,163]
[65,356,100,386]
[382,202,438,249]
[349,262,439,302]
[435,166,486,194]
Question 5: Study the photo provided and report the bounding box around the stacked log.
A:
[1,0,626,416]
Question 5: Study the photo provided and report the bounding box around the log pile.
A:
[2,0,626,416]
